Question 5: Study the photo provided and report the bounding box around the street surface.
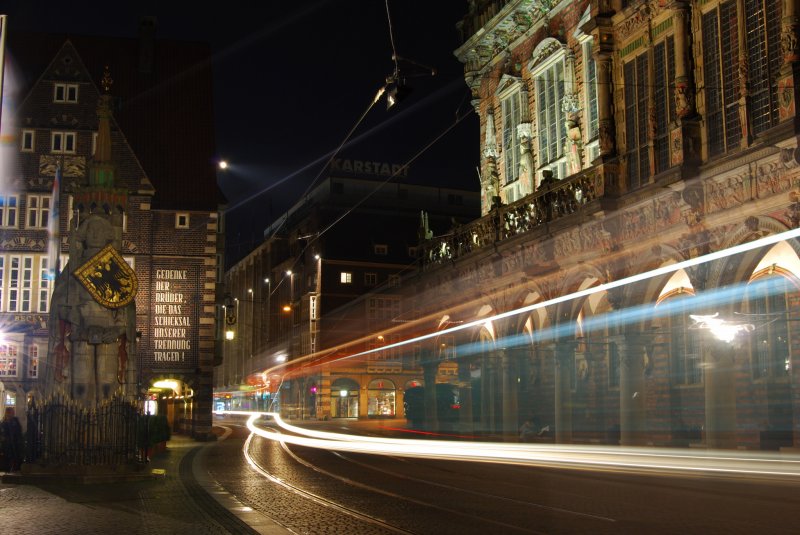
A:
[2,416,798,534]
[207,416,800,534]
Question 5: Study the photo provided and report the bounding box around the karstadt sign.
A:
[329,158,410,178]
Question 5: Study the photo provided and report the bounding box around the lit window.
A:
[500,86,522,185]
[534,51,567,180]
[340,272,352,284]
[374,244,388,255]
[0,195,19,228]
[27,195,51,229]
[92,132,98,156]
[39,256,51,312]
[54,83,79,103]
[7,256,33,312]
[21,130,35,152]
[176,213,190,228]
[29,345,39,378]
[0,344,19,377]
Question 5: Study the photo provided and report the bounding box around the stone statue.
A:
[45,214,137,406]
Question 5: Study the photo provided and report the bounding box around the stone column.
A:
[616,332,646,446]
[482,111,500,216]
[457,358,474,433]
[592,21,615,159]
[665,1,701,167]
[704,340,738,449]
[555,341,575,444]
[501,348,519,438]
[777,0,800,123]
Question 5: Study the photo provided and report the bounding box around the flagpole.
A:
[0,15,8,131]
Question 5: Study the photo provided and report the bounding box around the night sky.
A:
[4,1,479,263]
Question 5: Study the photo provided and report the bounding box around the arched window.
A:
[367,379,396,418]
[330,377,359,418]
[530,39,567,181]
[747,276,791,379]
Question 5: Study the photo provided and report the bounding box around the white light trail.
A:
[303,226,800,365]
[224,411,800,480]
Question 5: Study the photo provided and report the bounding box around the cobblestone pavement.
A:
[0,432,289,535]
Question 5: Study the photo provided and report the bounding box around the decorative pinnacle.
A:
[101,66,113,93]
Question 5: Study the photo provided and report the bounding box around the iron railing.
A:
[420,168,602,269]
[26,395,141,466]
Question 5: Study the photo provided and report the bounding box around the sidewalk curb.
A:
[194,426,291,534]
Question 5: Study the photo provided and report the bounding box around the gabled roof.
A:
[7,31,225,210]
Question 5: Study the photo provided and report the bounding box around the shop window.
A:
[367,379,396,418]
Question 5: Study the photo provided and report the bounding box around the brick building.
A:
[0,23,225,439]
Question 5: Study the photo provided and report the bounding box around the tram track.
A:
[246,423,556,534]
[243,431,414,534]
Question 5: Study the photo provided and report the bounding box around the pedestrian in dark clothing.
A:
[1,407,24,471]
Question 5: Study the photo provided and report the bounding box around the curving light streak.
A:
[266,226,800,378]
[224,411,800,480]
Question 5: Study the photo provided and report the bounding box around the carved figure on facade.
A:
[707,176,744,212]
[517,122,536,195]
[674,80,694,119]
[757,159,791,197]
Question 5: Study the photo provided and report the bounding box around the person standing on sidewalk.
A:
[1,408,24,471]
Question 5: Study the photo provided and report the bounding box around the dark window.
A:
[653,37,675,173]
[703,2,741,157]
[623,53,649,190]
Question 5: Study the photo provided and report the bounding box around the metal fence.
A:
[26,395,142,466]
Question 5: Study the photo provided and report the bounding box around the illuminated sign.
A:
[329,158,409,178]
[149,263,199,368]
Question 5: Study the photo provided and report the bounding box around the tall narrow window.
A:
[668,296,702,385]
[703,2,741,157]
[21,130,35,152]
[623,53,649,190]
[0,195,18,227]
[501,89,522,184]
[536,60,566,177]
[29,345,39,378]
[653,37,676,174]
[583,40,599,142]
[39,256,51,313]
[748,276,790,379]
[745,0,781,136]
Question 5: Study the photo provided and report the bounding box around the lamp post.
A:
[264,277,271,343]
